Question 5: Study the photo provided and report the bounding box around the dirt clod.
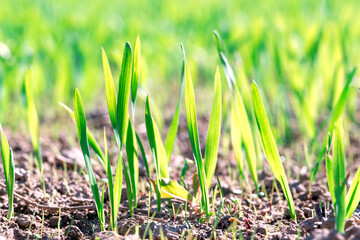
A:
[66,225,85,240]
[16,214,31,229]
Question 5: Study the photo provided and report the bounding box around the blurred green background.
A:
[1,0,359,147]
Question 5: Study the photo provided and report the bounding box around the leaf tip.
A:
[125,41,132,50]
[180,44,187,60]
[74,88,82,103]
[215,65,220,75]
[250,80,258,91]
[101,47,106,57]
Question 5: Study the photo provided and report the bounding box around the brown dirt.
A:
[1,111,360,240]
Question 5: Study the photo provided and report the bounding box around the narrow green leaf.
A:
[182,44,209,217]
[73,88,104,230]
[131,35,141,113]
[325,133,335,206]
[0,125,15,220]
[165,61,185,164]
[126,119,139,208]
[230,103,244,177]
[204,67,222,190]
[310,66,357,183]
[234,86,259,189]
[212,31,236,91]
[113,152,123,221]
[150,178,196,206]
[59,103,106,167]
[122,155,133,216]
[145,95,168,212]
[251,81,295,220]
[136,132,150,178]
[182,47,202,165]
[104,129,116,230]
[24,69,42,174]
[213,30,226,56]
[213,30,258,189]
[7,149,14,220]
[24,70,39,151]
[101,48,117,130]
[346,166,360,219]
[145,96,169,179]
[328,68,357,138]
[0,125,10,189]
[333,116,346,233]
[116,42,133,145]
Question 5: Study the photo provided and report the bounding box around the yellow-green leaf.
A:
[251,81,295,220]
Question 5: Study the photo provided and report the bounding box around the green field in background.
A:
[1,0,359,145]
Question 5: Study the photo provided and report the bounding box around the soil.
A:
[1,110,360,240]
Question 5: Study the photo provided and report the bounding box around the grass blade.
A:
[136,133,150,178]
[182,44,209,217]
[122,153,133,216]
[325,133,335,206]
[150,179,195,206]
[131,35,141,115]
[204,67,222,190]
[126,119,139,208]
[333,116,346,233]
[310,66,357,183]
[73,88,105,230]
[213,31,258,190]
[346,166,360,219]
[231,103,244,177]
[116,42,133,145]
[0,125,15,220]
[24,69,43,178]
[101,48,117,130]
[213,31,236,91]
[103,129,115,230]
[24,69,39,152]
[113,152,123,222]
[251,81,295,220]
[165,61,185,164]
[234,85,258,190]
[145,96,169,179]
[145,95,169,211]
[0,125,10,189]
[59,103,106,167]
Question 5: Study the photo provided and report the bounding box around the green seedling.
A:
[71,41,135,230]
[251,81,296,220]
[24,69,44,186]
[0,125,15,220]
[145,95,167,211]
[325,133,335,206]
[131,35,141,119]
[310,67,357,185]
[164,62,185,164]
[103,128,123,231]
[213,30,258,190]
[346,164,360,220]
[57,206,61,237]
[182,44,222,219]
[326,116,360,233]
[332,116,346,233]
[60,103,106,168]
[73,89,105,230]
[145,96,194,211]
[102,41,138,214]
[136,133,151,179]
